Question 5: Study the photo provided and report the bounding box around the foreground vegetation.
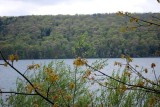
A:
[0,13,160,58]
[0,53,160,107]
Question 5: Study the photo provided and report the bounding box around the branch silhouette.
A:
[85,62,160,95]
[0,51,54,105]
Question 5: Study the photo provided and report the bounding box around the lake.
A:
[0,58,160,91]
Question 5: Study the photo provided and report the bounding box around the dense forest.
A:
[0,13,160,59]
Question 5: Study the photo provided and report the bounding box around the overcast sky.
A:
[0,0,159,16]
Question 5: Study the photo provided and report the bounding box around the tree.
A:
[117,11,160,56]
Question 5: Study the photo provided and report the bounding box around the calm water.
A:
[0,58,160,91]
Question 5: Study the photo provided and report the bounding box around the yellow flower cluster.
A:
[114,61,122,67]
[26,83,42,94]
[124,71,131,77]
[45,67,52,73]
[45,67,59,83]
[26,84,33,94]
[27,64,40,70]
[8,54,19,62]
[73,57,87,67]
[137,81,145,87]
[83,69,91,78]
[65,94,73,101]
[126,55,133,63]
[69,82,75,90]
[120,85,127,93]
[121,54,133,63]
[53,102,59,107]
[118,85,127,93]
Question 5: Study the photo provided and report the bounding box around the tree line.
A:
[0,13,160,59]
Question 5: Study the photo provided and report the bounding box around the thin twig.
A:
[73,67,77,106]
[125,13,160,26]
[90,77,157,94]
[0,91,38,95]
[129,64,159,87]
[153,68,159,86]
[23,69,29,75]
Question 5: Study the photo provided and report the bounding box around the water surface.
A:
[0,58,159,91]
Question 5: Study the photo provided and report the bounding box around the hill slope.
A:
[0,13,160,59]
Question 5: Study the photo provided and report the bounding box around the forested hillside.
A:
[0,13,160,59]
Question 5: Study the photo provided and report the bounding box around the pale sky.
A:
[0,0,160,16]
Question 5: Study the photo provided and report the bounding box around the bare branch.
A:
[125,13,160,26]
[129,64,159,87]
[0,91,38,96]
